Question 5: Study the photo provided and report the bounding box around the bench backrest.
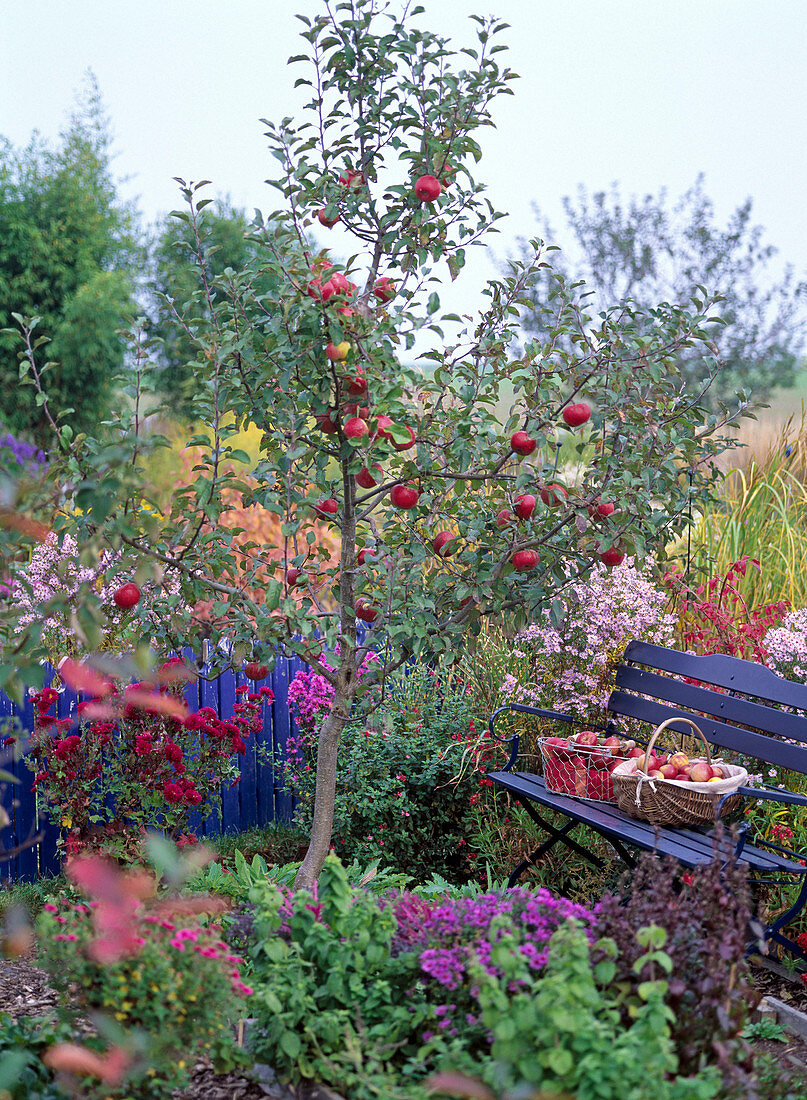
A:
[609,641,807,774]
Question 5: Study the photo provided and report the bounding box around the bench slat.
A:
[608,691,807,773]
[625,640,807,710]
[615,664,807,746]
[490,770,805,874]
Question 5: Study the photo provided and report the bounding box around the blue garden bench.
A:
[488,640,807,961]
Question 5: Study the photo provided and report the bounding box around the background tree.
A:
[514,176,807,407]
[0,73,139,444]
[147,200,270,420]
[3,1,744,890]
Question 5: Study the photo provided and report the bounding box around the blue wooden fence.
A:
[0,648,310,884]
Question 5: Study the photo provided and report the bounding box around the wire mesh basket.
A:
[539,734,632,803]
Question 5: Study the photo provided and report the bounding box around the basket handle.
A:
[639,717,711,775]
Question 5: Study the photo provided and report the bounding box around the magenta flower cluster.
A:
[287,649,379,734]
[383,885,595,1047]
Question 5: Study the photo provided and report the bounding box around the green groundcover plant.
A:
[242,853,758,1099]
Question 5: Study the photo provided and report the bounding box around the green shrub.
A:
[0,1014,72,1100]
[288,662,484,883]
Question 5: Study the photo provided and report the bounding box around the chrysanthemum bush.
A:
[763,606,807,683]
[496,557,675,724]
[27,657,273,858]
[287,660,488,881]
[37,855,251,1099]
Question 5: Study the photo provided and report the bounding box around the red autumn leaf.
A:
[123,690,189,720]
[44,1042,130,1084]
[57,659,115,697]
[425,1072,496,1099]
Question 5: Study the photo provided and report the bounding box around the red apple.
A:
[414,174,442,202]
[511,549,539,572]
[602,735,622,752]
[495,509,516,528]
[433,531,458,556]
[688,761,713,784]
[339,169,365,189]
[574,730,599,747]
[540,484,567,507]
[344,416,369,440]
[669,752,689,770]
[515,494,536,520]
[599,547,625,567]
[390,483,420,509]
[113,583,141,610]
[648,768,663,779]
[562,402,591,428]
[345,373,368,397]
[374,277,396,303]
[356,464,383,490]
[588,498,616,518]
[286,567,305,588]
[372,414,395,442]
[355,599,378,623]
[357,548,374,565]
[628,746,646,760]
[711,766,725,779]
[244,661,269,680]
[659,763,679,780]
[343,403,370,418]
[316,411,339,434]
[316,208,340,228]
[326,341,350,361]
[674,773,692,782]
[511,431,537,456]
[393,426,416,452]
[314,497,339,517]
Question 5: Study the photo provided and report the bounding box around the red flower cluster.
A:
[663,558,789,662]
[26,656,270,855]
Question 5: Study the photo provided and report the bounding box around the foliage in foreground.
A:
[241,853,761,1098]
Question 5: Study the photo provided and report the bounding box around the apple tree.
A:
[3,0,744,888]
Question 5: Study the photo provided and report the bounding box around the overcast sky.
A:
[1,0,805,320]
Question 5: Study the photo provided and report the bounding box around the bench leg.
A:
[756,874,807,963]
[506,799,631,887]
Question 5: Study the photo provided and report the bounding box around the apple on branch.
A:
[344,417,369,440]
[515,494,536,520]
[511,431,537,456]
[432,531,458,557]
[390,483,419,509]
[316,208,340,227]
[511,549,539,572]
[326,341,350,361]
[356,464,383,489]
[374,277,396,303]
[414,174,442,202]
[562,402,591,428]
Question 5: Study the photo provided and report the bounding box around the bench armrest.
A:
[487,704,617,774]
[733,784,807,809]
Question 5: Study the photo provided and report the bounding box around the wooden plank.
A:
[608,691,807,773]
[615,665,807,745]
[272,655,295,824]
[12,681,46,881]
[624,641,807,710]
[217,666,240,838]
[0,679,20,883]
[255,669,276,827]
[195,662,220,839]
[237,670,258,831]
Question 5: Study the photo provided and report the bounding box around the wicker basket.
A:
[611,717,747,827]
[539,736,630,803]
